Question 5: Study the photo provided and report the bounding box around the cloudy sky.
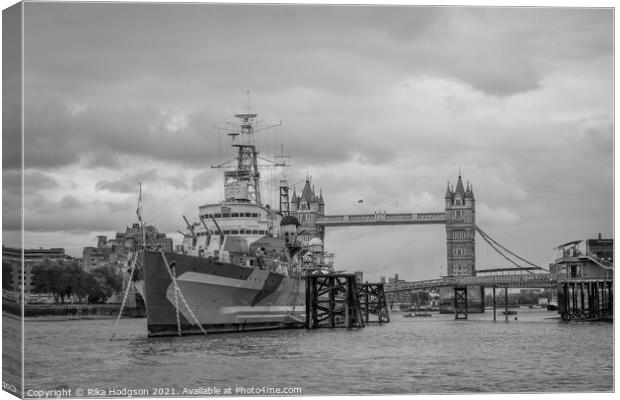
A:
[3,3,613,281]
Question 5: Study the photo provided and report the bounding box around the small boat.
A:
[404,312,433,317]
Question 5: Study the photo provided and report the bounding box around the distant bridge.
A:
[385,272,555,293]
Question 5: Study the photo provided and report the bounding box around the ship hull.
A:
[139,251,306,337]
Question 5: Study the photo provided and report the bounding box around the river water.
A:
[3,309,614,396]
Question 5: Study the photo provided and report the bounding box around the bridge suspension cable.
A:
[475,225,549,273]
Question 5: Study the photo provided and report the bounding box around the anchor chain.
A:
[159,249,208,335]
[110,250,140,340]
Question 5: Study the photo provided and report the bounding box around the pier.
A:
[357,282,390,324]
[305,274,389,329]
[558,280,613,321]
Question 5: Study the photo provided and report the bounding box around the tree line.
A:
[31,259,123,304]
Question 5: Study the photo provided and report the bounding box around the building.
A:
[2,246,72,301]
[551,236,613,319]
[586,234,613,265]
[388,273,403,284]
[117,223,174,252]
[444,174,476,277]
[290,177,325,245]
[551,237,613,281]
[82,224,173,271]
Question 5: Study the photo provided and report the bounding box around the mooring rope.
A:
[158,249,208,335]
[172,266,182,336]
[110,251,140,340]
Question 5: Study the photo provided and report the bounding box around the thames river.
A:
[4,309,614,396]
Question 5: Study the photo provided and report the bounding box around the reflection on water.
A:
[9,309,613,395]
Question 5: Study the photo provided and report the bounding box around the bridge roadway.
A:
[385,273,556,292]
[316,212,446,226]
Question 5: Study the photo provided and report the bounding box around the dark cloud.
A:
[22,4,612,104]
[95,169,159,193]
[3,170,60,195]
[3,3,23,170]
[191,170,218,191]
[85,152,123,169]
[59,195,82,210]
[95,168,187,193]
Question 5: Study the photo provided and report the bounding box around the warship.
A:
[134,111,332,336]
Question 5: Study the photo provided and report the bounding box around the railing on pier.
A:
[451,273,554,288]
[385,273,555,293]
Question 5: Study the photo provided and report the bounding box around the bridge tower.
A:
[290,177,326,245]
[444,174,476,277]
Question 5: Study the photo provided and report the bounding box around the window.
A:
[452,209,464,222]
[453,231,467,240]
[231,213,239,218]
[452,247,467,257]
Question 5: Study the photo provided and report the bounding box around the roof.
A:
[454,175,466,198]
[556,240,582,249]
[300,179,315,203]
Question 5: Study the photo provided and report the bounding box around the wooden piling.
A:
[580,282,585,316]
[305,273,366,329]
[357,283,389,324]
[608,281,612,315]
[504,287,508,322]
[492,286,496,322]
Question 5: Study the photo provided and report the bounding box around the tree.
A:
[31,260,63,303]
[31,259,124,304]
[92,265,123,294]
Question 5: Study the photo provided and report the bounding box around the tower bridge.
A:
[313,173,477,278]
[285,173,612,320]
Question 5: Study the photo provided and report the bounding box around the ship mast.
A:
[211,103,283,205]
[232,112,261,203]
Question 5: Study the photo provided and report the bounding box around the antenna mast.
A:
[275,144,291,215]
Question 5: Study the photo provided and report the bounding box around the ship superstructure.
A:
[137,110,332,336]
